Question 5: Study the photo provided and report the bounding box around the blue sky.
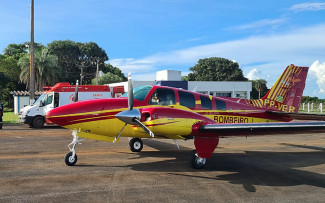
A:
[1,0,325,98]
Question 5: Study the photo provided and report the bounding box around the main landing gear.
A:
[191,150,207,169]
[129,138,143,152]
[65,130,82,166]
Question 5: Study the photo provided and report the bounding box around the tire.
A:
[65,152,77,166]
[191,150,206,169]
[129,138,143,152]
[32,116,45,128]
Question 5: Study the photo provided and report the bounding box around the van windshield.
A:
[34,94,47,106]
[33,93,53,106]
[121,86,153,101]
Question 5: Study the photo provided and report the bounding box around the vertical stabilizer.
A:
[247,65,309,113]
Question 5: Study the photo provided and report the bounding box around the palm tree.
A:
[18,48,59,91]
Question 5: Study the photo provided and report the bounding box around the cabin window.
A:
[215,99,226,110]
[179,91,195,108]
[148,88,176,106]
[200,96,212,109]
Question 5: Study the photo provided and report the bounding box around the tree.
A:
[18,48,59,91]
[4,42,43,60]
[77,42,109,84]
[102,64,127,80]
[188,57,247,81]
[47,40,109,84]
[92,72,125,85]
[251,79,268,99]
[47,40,81,84]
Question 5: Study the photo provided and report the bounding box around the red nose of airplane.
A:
[46,98,128,127]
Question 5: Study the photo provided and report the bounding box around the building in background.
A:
[109,70,252,99]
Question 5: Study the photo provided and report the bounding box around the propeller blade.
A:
[74,80,79,102]
[132,117,154,137]
[113,123,127,143]
[128,73,134,110]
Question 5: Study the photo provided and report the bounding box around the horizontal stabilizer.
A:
[266,111,325,121]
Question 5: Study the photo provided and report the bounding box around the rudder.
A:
[249,65,309,113]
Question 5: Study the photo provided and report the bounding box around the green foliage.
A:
[0,41,126,108]
[251,79,269,99]
[2,111,19,124]
[92,72,125,85]
[47,40,109,84]
[102,64,127,80]
[181,76,188,81]
[18,48,59,90]
[188,57,247,81]
[301,96,325,104]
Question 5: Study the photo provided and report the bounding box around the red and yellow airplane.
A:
[47,64,325,169]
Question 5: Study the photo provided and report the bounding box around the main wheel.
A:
[191,151,206,169]
[129,138,143,152]
[65,152,78,166]
[32,116,45,128]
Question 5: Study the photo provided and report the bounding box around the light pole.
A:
[29,0,35,104]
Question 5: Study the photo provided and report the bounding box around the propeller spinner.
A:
[115,73,154,142]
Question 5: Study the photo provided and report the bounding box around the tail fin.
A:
[248,64,309,113]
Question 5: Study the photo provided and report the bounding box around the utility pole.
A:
[29,0,35,104]
[96,57,100,85]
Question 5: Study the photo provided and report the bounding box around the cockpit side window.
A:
[148,88,176,106]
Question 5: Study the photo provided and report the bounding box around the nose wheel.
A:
[65,130,82,166]
[129,138,143,152]
[65,151,78,166]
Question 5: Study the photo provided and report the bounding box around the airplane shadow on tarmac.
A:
[119,139,325,192]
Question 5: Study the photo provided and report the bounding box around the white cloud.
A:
[110,24,325,97]
[226,18,287,31]
[246,68,261,80]
[310,60,325,93]
[109,58,155,73]
[290,2,325,12]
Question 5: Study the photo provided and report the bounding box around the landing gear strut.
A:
[191,150,207,169]
[129,138,143,152]
[65,130,82,166]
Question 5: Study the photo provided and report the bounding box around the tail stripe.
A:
[267,65,293,100]
[266,66,289,99]
[271,66,293,99]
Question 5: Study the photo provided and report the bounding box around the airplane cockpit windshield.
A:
[121,86,153,101]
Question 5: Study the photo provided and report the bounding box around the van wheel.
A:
[32,116,45,128]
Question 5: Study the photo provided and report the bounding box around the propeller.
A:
[114,73,154,142]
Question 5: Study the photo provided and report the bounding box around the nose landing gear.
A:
[65,130,82,166]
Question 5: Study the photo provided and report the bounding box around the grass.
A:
[2,111,19,124]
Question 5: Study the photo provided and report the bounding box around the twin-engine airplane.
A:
[47,64,325,169]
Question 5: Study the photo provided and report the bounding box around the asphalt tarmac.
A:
[0,124,324,202]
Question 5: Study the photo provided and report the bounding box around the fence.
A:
[300,103,324,113]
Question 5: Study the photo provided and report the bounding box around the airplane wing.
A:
[266,111,325,121]
[198,121,325,137]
